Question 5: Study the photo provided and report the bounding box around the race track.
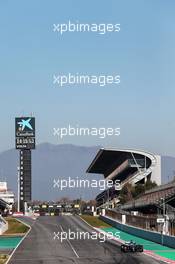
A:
[8,215,164,264]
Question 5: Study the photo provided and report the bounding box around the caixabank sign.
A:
[15,117,35,137]
[15,117,35,149]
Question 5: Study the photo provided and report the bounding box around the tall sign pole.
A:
[17,166,20,212]
[15,117,36,213]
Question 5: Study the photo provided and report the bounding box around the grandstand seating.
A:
[121,181,175,211]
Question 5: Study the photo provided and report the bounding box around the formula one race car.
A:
[121,240,143,253]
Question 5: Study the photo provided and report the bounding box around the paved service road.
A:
[8,215,164,264]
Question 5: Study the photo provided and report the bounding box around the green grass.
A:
[4,218,29,235]
[81,215,111,228]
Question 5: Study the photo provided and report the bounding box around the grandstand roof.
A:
[86,148,151,178]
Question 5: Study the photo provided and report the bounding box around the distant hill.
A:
[0,143,101,201]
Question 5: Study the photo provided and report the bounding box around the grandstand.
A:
[121,180,175,214]
[87,148,175,208]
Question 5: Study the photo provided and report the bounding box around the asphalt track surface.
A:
[8,215,164,264]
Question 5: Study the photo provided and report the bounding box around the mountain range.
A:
[0,143,102,201]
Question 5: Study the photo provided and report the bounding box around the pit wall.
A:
[100,215,175,249]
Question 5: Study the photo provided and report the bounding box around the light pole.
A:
[99,198,105,216]
[160,197,166,245]
[156,195,175,238]
[161,198,166,218]
[106,189,108,208]
[79,195,82,215]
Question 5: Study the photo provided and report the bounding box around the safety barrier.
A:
[100,215,175,249]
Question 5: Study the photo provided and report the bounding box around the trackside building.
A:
[87,149,175,206]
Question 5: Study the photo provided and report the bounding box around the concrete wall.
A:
[100,215,175,249]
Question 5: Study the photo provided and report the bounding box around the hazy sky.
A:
[0,0,175,156]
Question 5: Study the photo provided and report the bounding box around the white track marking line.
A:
[6,217,33,264]
[79,216,171,264]
[59,224,80,259]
